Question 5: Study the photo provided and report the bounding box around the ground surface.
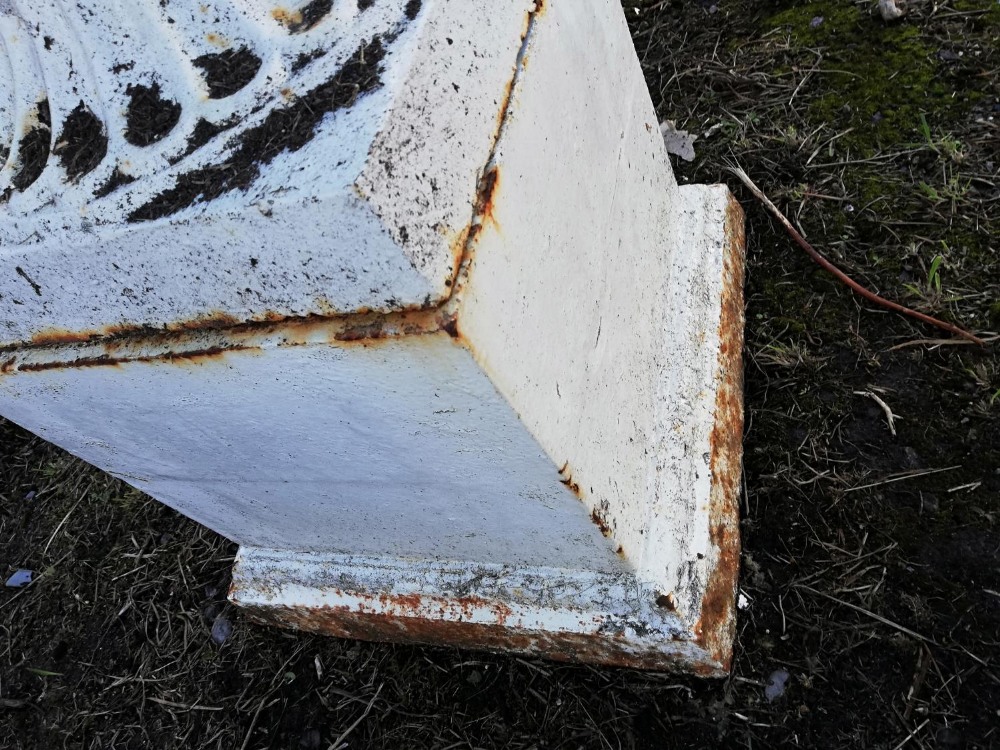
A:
[2,1,998,748]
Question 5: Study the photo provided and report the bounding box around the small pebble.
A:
[765,669,791,702]
[210,614,233,645]
[810,16,824,28]
[5,569,34,588]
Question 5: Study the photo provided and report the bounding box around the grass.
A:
[2,1,999,748]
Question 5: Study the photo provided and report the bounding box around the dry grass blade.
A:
[149,696,223,711]
[793,584,934,643]
[329,683,383,750]
[853,390,899,436]
[843,466,962,493]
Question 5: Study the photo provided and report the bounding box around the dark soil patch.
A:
[292,48,328,73]
[170,117,239,164]
[124,82,182,146]
[284,0,334,33]
[53,103,107,183]
[7,100,51,195]
[193,46,262,99]
[93,166,136,199]
[130,36,386,222]
[2,2,998,749]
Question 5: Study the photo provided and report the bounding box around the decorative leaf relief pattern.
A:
[0,0,415,223]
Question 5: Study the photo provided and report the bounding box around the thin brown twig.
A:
[727,164,986,346]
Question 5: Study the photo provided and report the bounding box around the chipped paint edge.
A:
[229,546,728,675]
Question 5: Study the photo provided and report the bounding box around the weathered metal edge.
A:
[229,547,728,675]
[692,193,747,670]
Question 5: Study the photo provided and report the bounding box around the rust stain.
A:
[16,345,251,373]
[446,224,472,283]
[440,314,461,340]
[693,195,747,671]
[26,311,242,349]
[239,602,720,674]
[465,164,501,251]
[166,310,243,333]
[476,166,500,231]
[271,7,303,27]
[557,461,583,496]
[590,509,612,538]
[28,324,147,347]
[494,69,517,135]
[2,307,458,374]
[205,32,229,48]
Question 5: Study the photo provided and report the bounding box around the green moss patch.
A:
[768,2,972,154]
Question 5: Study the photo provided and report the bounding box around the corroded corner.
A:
[228,549,727,674]
[694,195,747,670]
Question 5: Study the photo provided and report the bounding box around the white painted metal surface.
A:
[0,0,532,344]
[0,0,745,673]
[0,331,626,570]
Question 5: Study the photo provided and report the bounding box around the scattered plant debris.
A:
[660,120,697,161]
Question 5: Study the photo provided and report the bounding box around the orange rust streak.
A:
[694,195,747,671]
[557,461,582,497]
[16,346,252,373]
[10,308,446,357]
[26,311,243,349]
[476,166,501,231]
[446,224,472,283]
[590,509,612,538]
[165,311,242,333]
[3,308,456,375]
